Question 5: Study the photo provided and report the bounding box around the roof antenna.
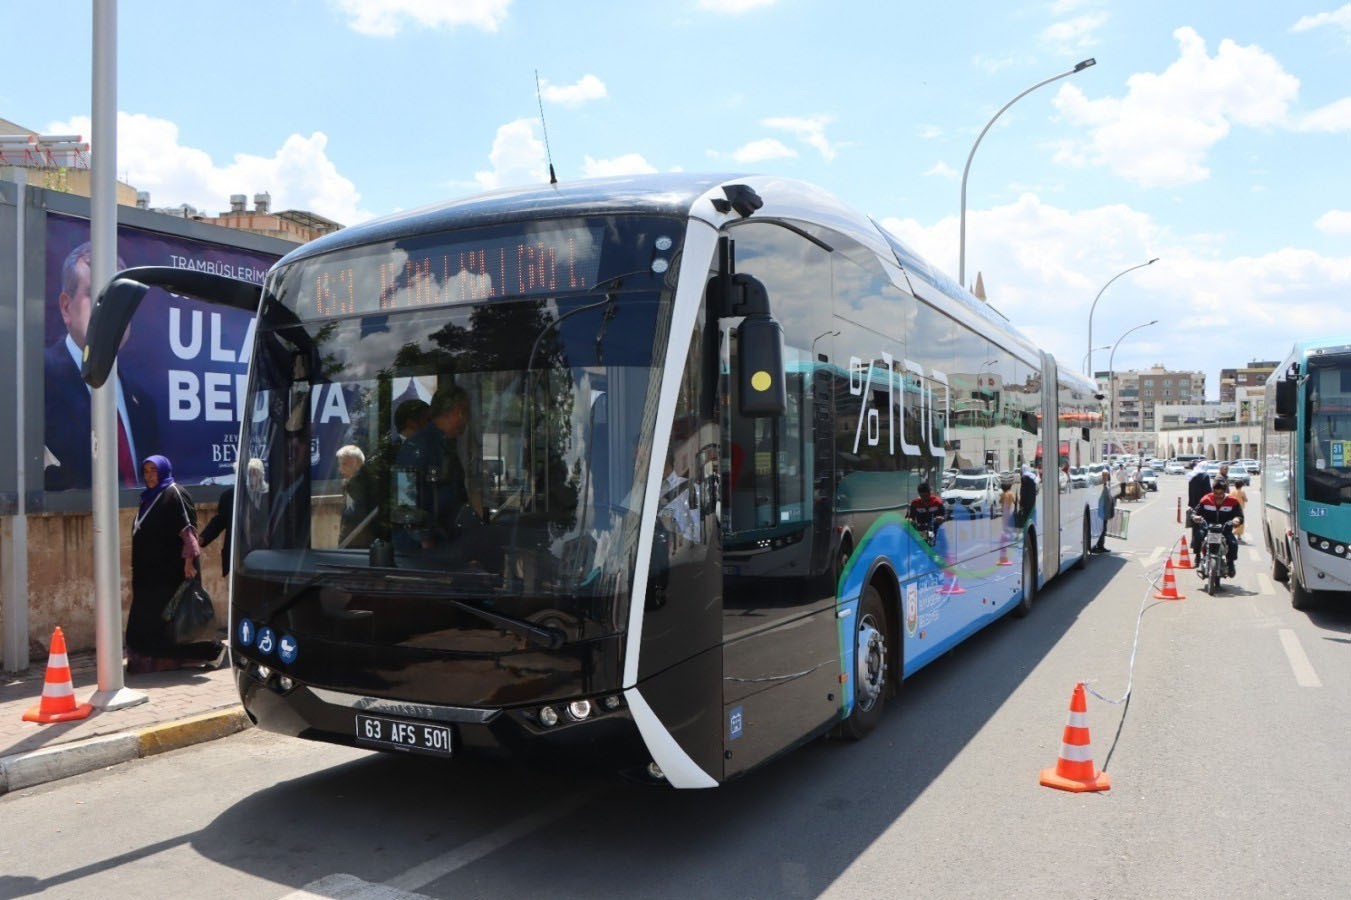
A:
[535,69,558,185]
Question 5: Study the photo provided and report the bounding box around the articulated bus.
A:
[1263,337,1351,609]
[83,174,1103,787]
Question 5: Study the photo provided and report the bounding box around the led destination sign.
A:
[292,221,607,320]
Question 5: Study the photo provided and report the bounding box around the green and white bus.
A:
[1263,337,1351,609]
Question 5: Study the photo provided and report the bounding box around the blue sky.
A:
[6,0,1351,398]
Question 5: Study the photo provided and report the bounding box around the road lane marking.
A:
[1141,546,1165,568]
[1278,629,1322,687]
[1257,573,1275,597]
[384,792,591,892]
[284,874,432,899]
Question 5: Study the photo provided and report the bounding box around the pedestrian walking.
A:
[1229,479,1249,542]
[126,455,225,673]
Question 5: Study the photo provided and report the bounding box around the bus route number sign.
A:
[355,713,453,756]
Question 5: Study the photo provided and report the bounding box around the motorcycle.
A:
[1194,521,1234,595]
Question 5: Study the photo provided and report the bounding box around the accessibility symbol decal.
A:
[257,626,276,656]
[237,618,256,648]
[278,633,298,665]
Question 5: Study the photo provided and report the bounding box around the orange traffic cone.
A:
[1039,683,1111,793]
[1153,558,1186,601]
[1175,535,1194,570]
[22,627,93,724]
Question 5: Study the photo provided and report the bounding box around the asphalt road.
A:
[3,476,1349,900]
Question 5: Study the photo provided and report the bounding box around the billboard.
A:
[43,212,281,491]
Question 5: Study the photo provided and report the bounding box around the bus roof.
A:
[270,172,1054,373]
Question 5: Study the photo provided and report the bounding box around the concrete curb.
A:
[0,707,251,795]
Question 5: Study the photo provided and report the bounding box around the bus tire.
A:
[1013,533,1037,618]
[1291,576,1314,611]
[1269,530,1289,584]
[839,584,889,741]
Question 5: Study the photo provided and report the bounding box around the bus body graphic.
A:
[83,174,1102,787]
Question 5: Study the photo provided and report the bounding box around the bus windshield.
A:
[1304,356,1351,505]
[234,214,683,632]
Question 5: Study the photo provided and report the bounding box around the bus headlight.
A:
[601,694,623,712]
[538,706,559,727]
[567,700,592,721]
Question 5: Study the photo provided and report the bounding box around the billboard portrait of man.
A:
[43,240,161,491]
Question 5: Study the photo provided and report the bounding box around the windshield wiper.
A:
[315,563,566,649]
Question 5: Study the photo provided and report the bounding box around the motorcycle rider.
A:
[907,481,946,543]
[1191,478,1243,578]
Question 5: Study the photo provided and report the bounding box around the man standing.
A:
[43,241,159,490]
[394,386,481,554]
[1093,470,1115,552]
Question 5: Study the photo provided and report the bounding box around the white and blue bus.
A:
[84,174,1103,787]
[1263,338,1351,609]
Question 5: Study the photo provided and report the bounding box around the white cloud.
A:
[1298,96,1351,132]
[540,74,607,107]
[763,115,839,161]
[51,112,369,224]
[330,0,512,36]
[924,161,958,179]
[1053,27,1300,187]
[696,0,777,12]
[918,124,943,140]
[582,153,658,177]
[730,138,796,164]
[1316,209,1351,234]
[1041,12,1108,51]
[473,118,548,190]
[1291,3,1351,35]
[877,192,1351,388]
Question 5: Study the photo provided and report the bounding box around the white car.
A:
[941,473,1002,519]
[1164,460,1186,475]
[1139,467,1159,491]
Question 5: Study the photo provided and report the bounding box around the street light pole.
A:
[958,57,1096,288]
[1108,319,1158,435]
[1082,345,1110,373]
[1087,257,1158,378]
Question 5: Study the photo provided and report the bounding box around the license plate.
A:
[355,713,453,756]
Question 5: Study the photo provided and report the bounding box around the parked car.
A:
[1069,466,1090,488]
[1164,460,1186,475]
[1234,458,1261,475]
[941,472,1002,519]
[1138,467,1159,492]
[1225,462,1253,486]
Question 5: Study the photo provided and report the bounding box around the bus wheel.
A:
[1013,534,1037,618]
[1269,535,1289,584]
[1291,577,1314,611]
[839,584,888,741]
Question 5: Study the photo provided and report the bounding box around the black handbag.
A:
[162,575,216,644]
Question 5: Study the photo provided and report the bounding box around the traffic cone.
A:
[1175,535,1194,570]
[22,627,94,723]
[1039,683,1111,793]
[996,542,1013,566]
[1153,558,1186,601]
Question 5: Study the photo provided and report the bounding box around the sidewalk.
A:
[0,649,249,795]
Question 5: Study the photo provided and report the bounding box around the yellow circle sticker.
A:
[751,371,772,392]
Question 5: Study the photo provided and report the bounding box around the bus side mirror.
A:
[1273,415,1296,432]
[738,315,787,417]
[1274,378,1297,417]
[82,265,264,388]
[727,274,786,418]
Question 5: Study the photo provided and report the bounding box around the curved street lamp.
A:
[1108,319,1159,434]
[1087,257,1158,378]
[958,57,1096,287]
[1082,345,1110,373]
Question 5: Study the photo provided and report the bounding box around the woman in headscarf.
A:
[126,455,224,673]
